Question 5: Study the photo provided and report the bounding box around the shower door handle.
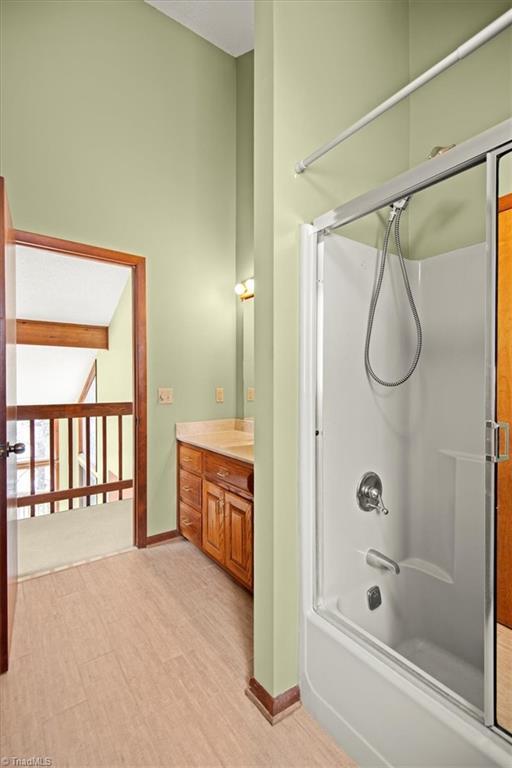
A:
[486,420,510,463]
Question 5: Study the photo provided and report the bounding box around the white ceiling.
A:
[17,346,97,405]
[16,245,131,325]
[145,0,254,57]
[16,246,131,406]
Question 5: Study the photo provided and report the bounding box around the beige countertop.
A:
[176,419,254,465]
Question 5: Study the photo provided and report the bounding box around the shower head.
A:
[389,195,410,221]
[427,144,456,159]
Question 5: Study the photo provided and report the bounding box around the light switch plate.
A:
[215,387,224,404]
[247,387,255,402]
[158,387,173,404]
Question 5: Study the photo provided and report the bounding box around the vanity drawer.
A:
[179,502,201,547]
[179,444,202,474]
[205,453,253,495]
[179,469,202,509]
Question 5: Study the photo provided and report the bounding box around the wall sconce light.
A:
[234,277,254,300]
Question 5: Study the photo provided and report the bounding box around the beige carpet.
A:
[17,499,133,578]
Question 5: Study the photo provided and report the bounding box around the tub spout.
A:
[366,548,400,575]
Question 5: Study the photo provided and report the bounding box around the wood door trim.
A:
[16,319,108,349]
[497,205,512,627]
[14,230,147,548]
[245,678,300,725]
[499,193,512,213]
[14,230,145,266]
[0,178,16,673]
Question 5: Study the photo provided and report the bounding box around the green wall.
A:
[235,51,254,416]
[254,0,276,694]
[408,0,512,260]
[254,0,411,700]
[254,0,511,697]
[0,0,238,536]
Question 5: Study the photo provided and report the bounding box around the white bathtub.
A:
[327,553,484,711]
[300,608,509,768]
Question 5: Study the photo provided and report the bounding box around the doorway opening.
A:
[14,230,147,577]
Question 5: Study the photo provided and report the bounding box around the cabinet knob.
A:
[182,485,192,492]
[216,470,229,478]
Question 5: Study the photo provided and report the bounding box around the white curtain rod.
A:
[295,9,512,175]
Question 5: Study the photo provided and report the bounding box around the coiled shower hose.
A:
[364,203,422,387]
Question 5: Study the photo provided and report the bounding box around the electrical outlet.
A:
[247,387,255,402]
[158,387,173,404]
[215,387,224,404]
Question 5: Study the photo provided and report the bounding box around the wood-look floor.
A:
[497,623,512,734]
[0,539,355,767]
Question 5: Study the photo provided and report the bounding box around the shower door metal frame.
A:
[485,140,512,737]
[303,119,512,743]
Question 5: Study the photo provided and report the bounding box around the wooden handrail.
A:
[16,401,133,515]
[17,402,133,420]
[17,480,132,508]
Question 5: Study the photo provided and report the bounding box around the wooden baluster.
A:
[49,418,55,514]
[102,416,107,503]
[86,416,91,506]
[118,415,123,501]
[68,417,73,510]
[29,420,35,517]
[15,403,134,513]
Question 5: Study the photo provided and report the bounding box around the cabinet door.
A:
[224,491,253,589]
[202,481,225,564]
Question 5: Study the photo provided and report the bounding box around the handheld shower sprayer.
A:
[364,143,455,388]
[364,196,422,387]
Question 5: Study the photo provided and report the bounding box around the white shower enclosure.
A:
[300,121,512,767]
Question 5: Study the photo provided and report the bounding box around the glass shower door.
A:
[315,161,490,714]
[489,144,512,737]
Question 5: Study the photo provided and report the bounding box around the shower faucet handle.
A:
[368,486,389,516]
[357,472,389,515]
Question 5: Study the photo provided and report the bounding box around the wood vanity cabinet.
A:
[177,441,253,591]
[203,481,224,562]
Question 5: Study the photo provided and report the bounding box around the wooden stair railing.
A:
[16,402,133,516]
